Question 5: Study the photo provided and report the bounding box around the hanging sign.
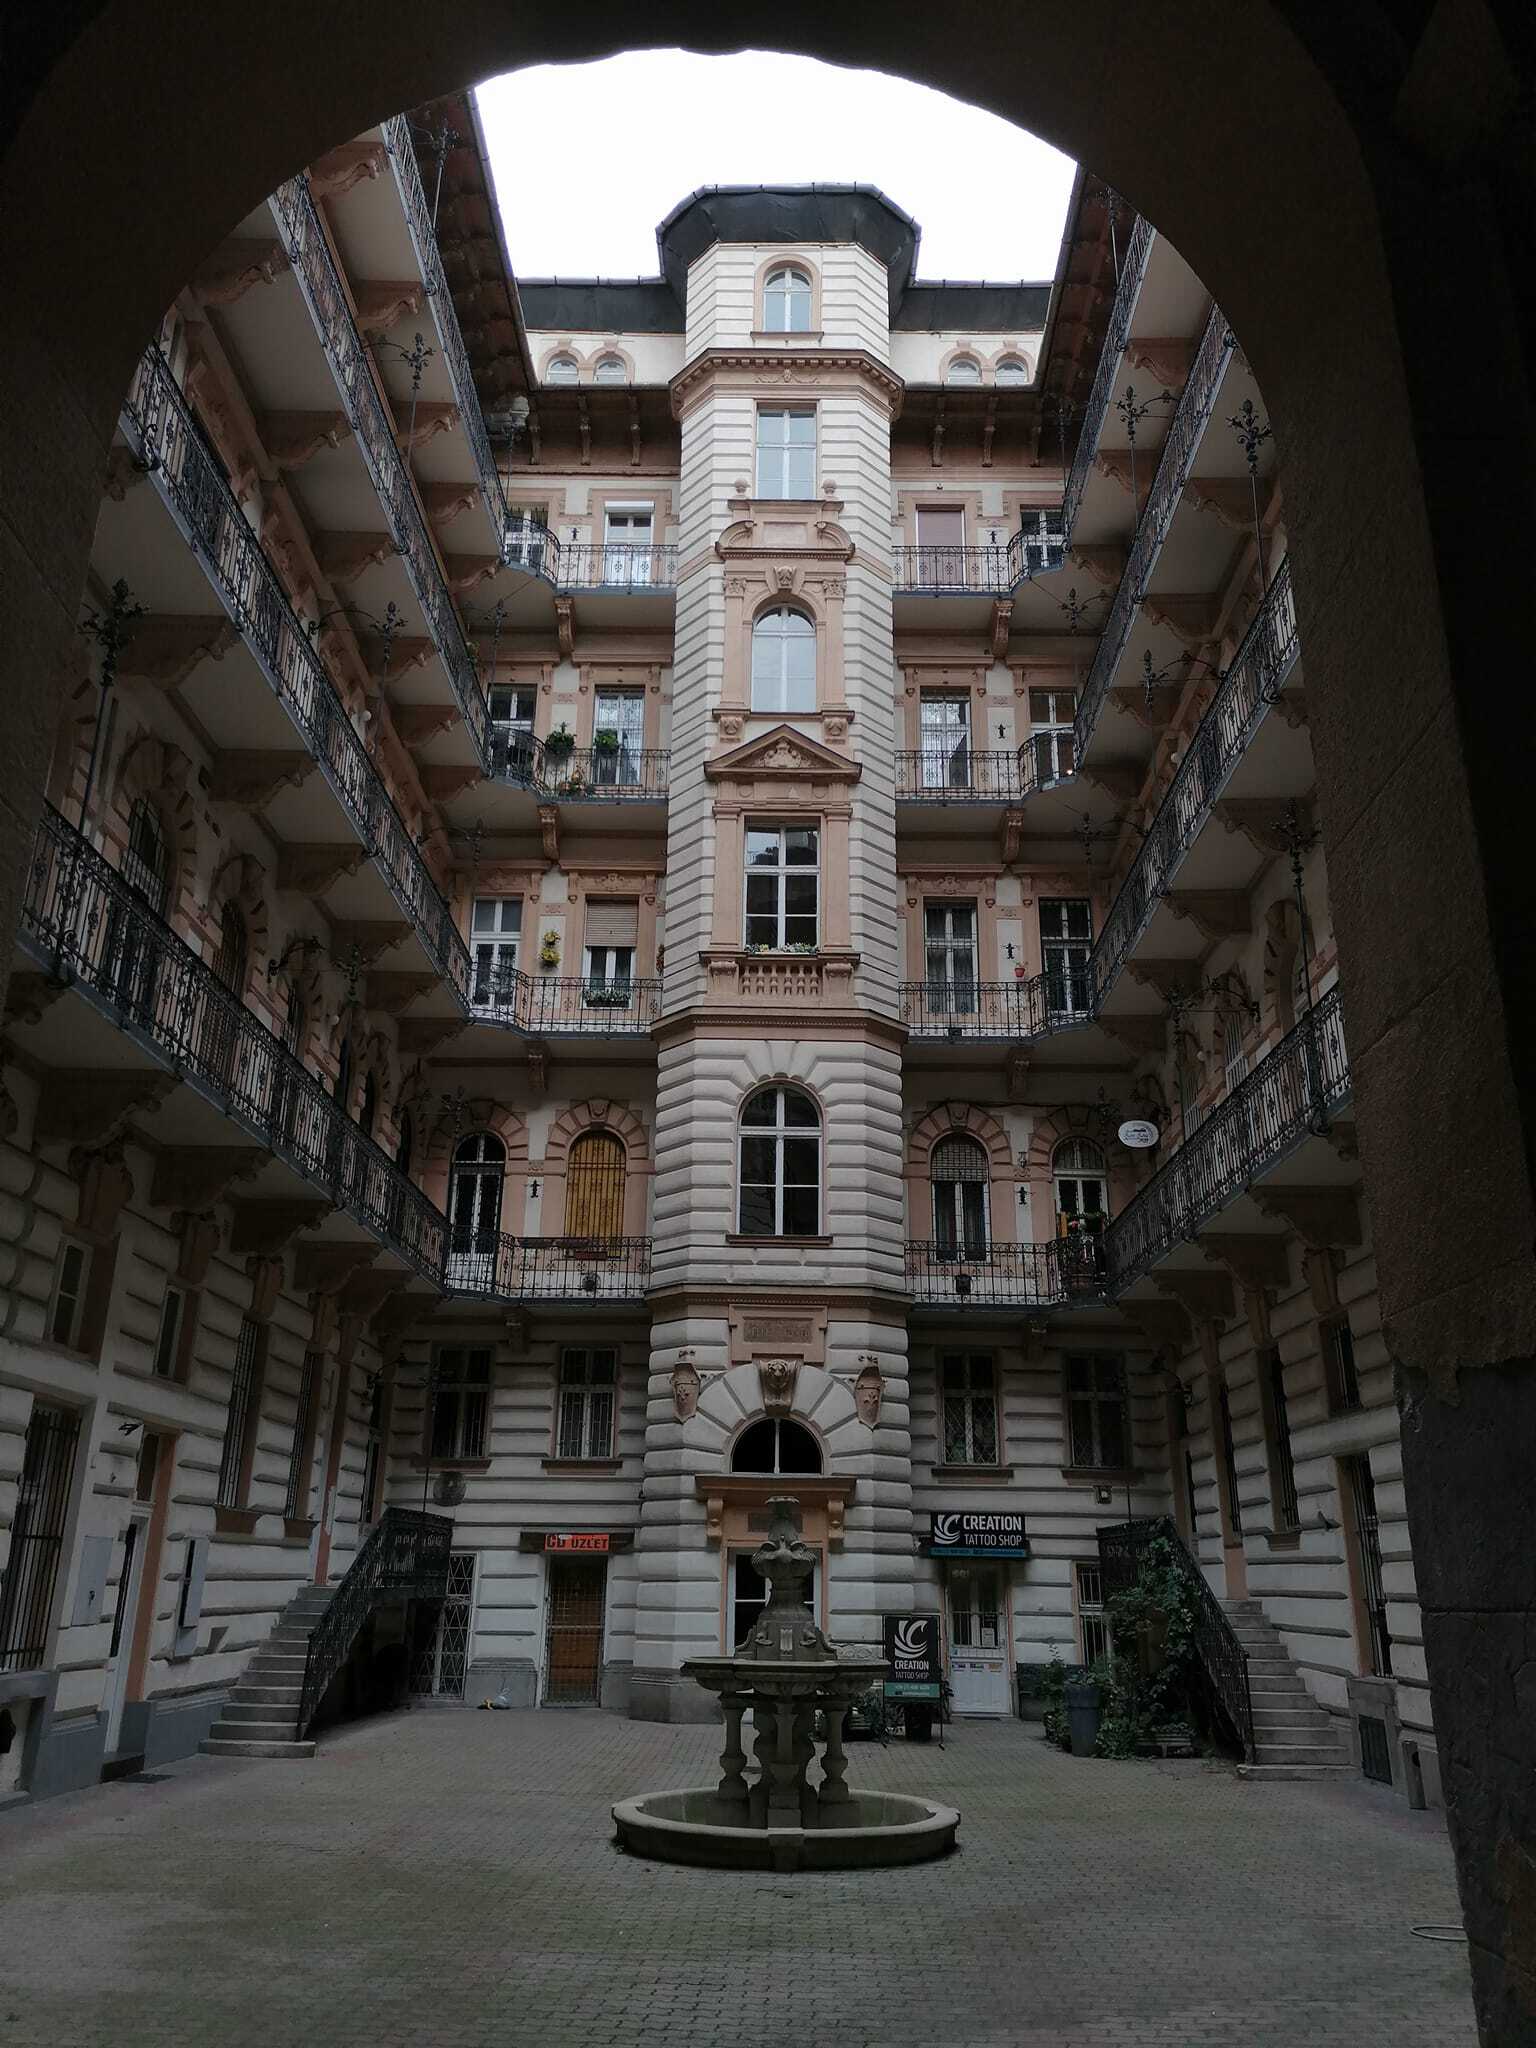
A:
[544,1532,610,1554]
[924,1511,1030,1558]
[882,1613,943,1701]
[1117,1119,1160,1149]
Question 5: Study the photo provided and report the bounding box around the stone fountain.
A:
[612,1497,960,1870]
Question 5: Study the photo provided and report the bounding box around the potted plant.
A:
[543,723,575,761]
[583,984,633,1009]
[592,727,621,754]
[538,929,561,970]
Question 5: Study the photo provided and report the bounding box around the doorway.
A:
[728,1546,822,1649]
[542,1556,607,1705]
[945,1563,1011,1715]
[409,1551,476,1699]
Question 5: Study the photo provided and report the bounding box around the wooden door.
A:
[543,1557,607,1705]
[563,1131,625,1239]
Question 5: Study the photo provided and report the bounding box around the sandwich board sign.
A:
[882,1613,942,1701]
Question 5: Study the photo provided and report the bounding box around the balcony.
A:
[1102,987,1350,1292]
[1061,211,1155,538]
[470,974,661,1037]
[556,543,678,592]
[445,1235,651,1301]
[892,516,1067,601]
[896,750,1034,805]
[19,805,445,1279]
[1075,299,1237,752]
[905,1238,1097,1308]
[900,974,1093,1042]
[540,747,670,803]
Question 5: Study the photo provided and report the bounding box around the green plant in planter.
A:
[1038,1655,1073,1750]
[592,728,621,753]
[1094,1533,1199,1758]
[543,723,575,759]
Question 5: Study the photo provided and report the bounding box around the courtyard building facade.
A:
[0,97,1418,1806]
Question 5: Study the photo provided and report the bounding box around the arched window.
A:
[1053,1137,1107,1237]
[359,1072,378,1139]
[593,354,627,383]
[449,1133,505,1282]
[212,901,247,993]
[995,355,1031,385]
[750,606,815,713]
[545,355,579,385]
[122,798,169,914]
[947,356,981,385]
[738,1086,820,1237]
[732,1416,822,1474]
[762,265,813,333]
[564,1129,626,1239]
[396,1110,415,1180]
[932,1133,990,1257]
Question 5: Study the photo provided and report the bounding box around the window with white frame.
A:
[49,1241,90,1349]
[153,1285,185,1379]
[591,687,645,783]
[431,1346,491,1461]
[750,606,816,713]
[744,824,819,949]
[1028,688,1077,783]
[932,1134,990,1257]
[996,355,1031,385]
[1053,1138,1107,1236]
[556,1348,617,1460]
[763,266,813,333]
[941,1352,1000,1465]
[737,1086,821,1237]
[1066,1354,1129,1470]
[732,1417,822,1474]
[602,504,654,585]
[946,356,982,384]
[923,901,978,1014]
[448,1134,505,1286]
[593,355,627,383]
[1222,1011,1251,1093]
[470,898,521,1012]
[583,900,637,999]
[544,355,578,385]
[490,685,538,778]
[1075,1560,1111,1664]
[918,691,970,787]
[505,507,548,572]
[755,409,816,498]
[1040,897,1093,1015]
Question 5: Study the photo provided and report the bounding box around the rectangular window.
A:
[556,1348,618,1460]
[1323,1315,1361,1413]
[1075,1560,1111,1666]
[755,409,816,499]
[940,1353,1000,1466]
[915,505,968,587]
[0,1403,81,1674]
[1066,1355,1128,1470]
[591,688,646,784]
[153,1286,185,1379]
[1343,1454,1392,1676]
[1028,688,1077,783]
[134,1430,162,1506]
[918,693,971,788]
[489,685,538,779]
[744,824,819,950]
[470,897,521,1011]
[430,1347,491,1462]
[1217,1376,1244,1540]
[1039,898,1092,1017]
[284,1349,322,1521]
[216,1317,265,1509]
[1263,1347,1300,1531]
[505,505,548,570]
[49,1241,90,1349]
[583,901,639,1000]
[924,901,978,1013]
[602,506,654,585]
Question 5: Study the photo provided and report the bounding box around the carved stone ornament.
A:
[757,1359,800,1413]
[671,1356,702,1421]
[854,1361,883,1427]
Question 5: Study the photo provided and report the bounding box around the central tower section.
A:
[632,191,914,1719]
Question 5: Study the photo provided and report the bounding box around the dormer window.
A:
[763,265,813,333]
[594,355,627,384]
[545,355,579,385]
[947,356,982,385]
[996,355,1031,385]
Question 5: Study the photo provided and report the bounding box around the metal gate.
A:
[563,1132,625,1239]
[543,1556,607,1705]
[1346,1457,1392,1675]
[409,1551,475,1699]
[0,1404,80,1672]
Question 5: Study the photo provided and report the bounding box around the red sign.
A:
[544,1532,610,1553]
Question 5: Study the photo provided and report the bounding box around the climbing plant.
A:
[1094,1531,1199,1758]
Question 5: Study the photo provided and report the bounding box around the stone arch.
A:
[688,1362,860,1470]
[543,1098,649,1237]
[754,252,821,334]
[906,1102,1014,1244]
[421,1101,528,1229]
[107,731,200,918]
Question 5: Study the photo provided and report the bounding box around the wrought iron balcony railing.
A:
[895,749,1045,803]
[542,748,671,800]
[1100,986,1348,1294]
[905,1237,1100,1306]
[121,344,474,1009]
[382,115,507,538]
[270,172,493,764]
[1088,557,1299,999]
[892,514,1065,599]
[1075,301,1237,751]
[1061,210,1155,538]
[445,1234,652,1301]
[469,973,662,1037]
[556,544,679,591]
[900,975,1094,1041]
[21,805,447,1278]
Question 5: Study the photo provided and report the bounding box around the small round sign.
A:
[1118,1119,1160,1149]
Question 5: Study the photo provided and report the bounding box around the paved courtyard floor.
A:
[0,1710,1474,2048]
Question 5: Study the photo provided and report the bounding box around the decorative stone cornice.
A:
[704,724,862,788]
[1139,592,1221,646]
[670,347,904,422]
[352,280,425,340]
[1126,958,1203,1002]
[259,409,351,472]
[4,972,66,1029]
[314,529,396,586]
[1165,890,1251,938]
[365,972,439,1016]
[1152,1269,1236,1324]
[441,552,501,597]
[324,919,410,964]
[338,1267,412,1320]
[191,237,290,307]
[1200,1232,1292,1292]
[69,1138,136,1238]
[1109,684,1180,729]
[714,506,854,564]
[1122,1300,1192,1357]
[422,481,481,528]
[1099,1014,1168,1057]
[1213,797,1314,856]
[308,140,387,200]
[294,1241,380,1297]
[396,1017,465,1058]
[1124,336,1194,388]
[395,401,460,452]
[1068,542,1127,588]
[419,764,485,802]
[115,615,239,691]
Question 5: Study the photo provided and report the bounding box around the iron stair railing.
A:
[299,1508,452,1734]
[1096,1515,1254,1760]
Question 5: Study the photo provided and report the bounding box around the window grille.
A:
[284,1349,322,1520]
[932,1134,989,1255]
[1345,1455,1392,1676]
[1076,1561,1111,1665]
[557,1348,617,1460]
[563,1132,626,1239]
[1267,1348,1300,1530]
[1067,1355,1128,1469]
[1218,1377,1244,1540]
[941,1353,1000,1465]
[431,1347,491,1461]
[0,1403,80,1672]
[217,1317,263,1507]
[1324,1316,1361,1412]
[1358,1712,1393,1785]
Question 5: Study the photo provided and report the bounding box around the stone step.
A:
[1237,1762,1354,1782]
[231,1684,304,1708]
[221,1702,301,1726]
[1248,1676,1306,1693]
[1253,1742,1351,1764]
[1251,1705,1332,1726]
[245,1654,310,1672]
[207,1714,300,1742]
[199,1737,317,1760]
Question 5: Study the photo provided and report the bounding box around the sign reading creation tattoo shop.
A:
[882,1613,943,1700]
[924,1511,1030,1558]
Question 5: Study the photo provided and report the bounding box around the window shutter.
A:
[584,900,639,948]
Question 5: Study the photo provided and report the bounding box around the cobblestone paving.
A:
[0,1711,1474,2048]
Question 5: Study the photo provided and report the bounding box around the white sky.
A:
[476,52,1076,284]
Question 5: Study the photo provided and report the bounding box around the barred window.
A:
[941,1353,999,1465]
[431,1347,490,1461]
[217,1317,265,1507]
[1076,1561,1111,1665]
[557,1348,616,1460]
[1067,1354,1128,1469]
[932,1134,989,1256]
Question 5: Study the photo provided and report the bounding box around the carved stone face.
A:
[854,1362,883,1427]
[757,1358,799,1412]
[671,1360,701,1420]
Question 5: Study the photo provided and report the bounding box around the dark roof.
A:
[516,279,683,333]
[894,283,1053,332]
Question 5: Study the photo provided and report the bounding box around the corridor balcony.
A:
[18,805,445,1279]
[1061,211,1155,538]
[445,1234,651,1301]
[905,1237,1097,1308]
[469,972,661,1037]
[498,742,671,805]
[897,749,1037,805]
[900,974,1094,1042]
[1101,986,1350,1293]
[891,517,1067,628]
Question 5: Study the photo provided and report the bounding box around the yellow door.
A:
[564,1131,625,1238]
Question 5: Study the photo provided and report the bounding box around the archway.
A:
[1,10,1531,2035]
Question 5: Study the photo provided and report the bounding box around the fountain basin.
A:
[612,1787,959,1870]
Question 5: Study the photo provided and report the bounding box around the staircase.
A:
[199,1584,334,1759]
[1224,1599,1352,1780]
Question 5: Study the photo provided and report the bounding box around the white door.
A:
[603,507,653,585]
[102,1510,150,1753]
[946,1564,1011,1715]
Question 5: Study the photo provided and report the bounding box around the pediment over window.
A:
[704,723,863,785]
[716,512,854,561]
